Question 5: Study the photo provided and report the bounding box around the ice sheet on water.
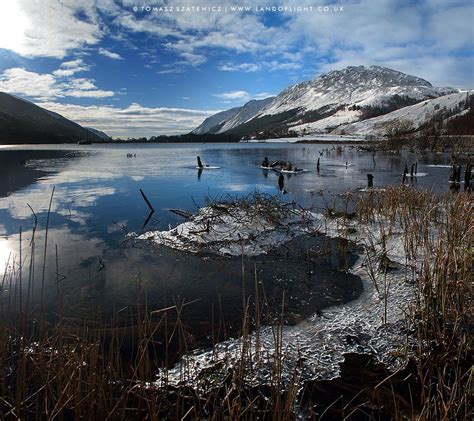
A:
[152,210,416,390]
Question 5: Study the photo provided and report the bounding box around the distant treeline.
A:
[110,132,242,143]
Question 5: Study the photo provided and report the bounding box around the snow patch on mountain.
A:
[290,108,361,134]
[335,91,472,136]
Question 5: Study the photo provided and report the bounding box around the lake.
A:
[0,142,455,349]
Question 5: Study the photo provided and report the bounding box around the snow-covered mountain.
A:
[193,97,274,134]
[0,92,110,144]
[192,106,242,134]
[332,90,473,136]
[259,65,452,116]
[217,97,275,133]
[194,66,457,137]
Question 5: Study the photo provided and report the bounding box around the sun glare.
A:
[0,238,13,275]
[0,2,30,54]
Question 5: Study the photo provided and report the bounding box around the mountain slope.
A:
[217,98,275,133]
[192,97,274,134]
[192,107,241,134]
[333,91,473,136]
[195,66,456,137]
[0,92,109,144]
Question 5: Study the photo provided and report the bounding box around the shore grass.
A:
[0,187,472,419]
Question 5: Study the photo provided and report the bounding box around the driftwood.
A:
[168,208,193,219]
[139,189,155,229]
[140,188,155,213]
[189,220,210,234]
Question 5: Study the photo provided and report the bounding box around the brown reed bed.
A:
[357,187,473,419]
[0,187,472,419]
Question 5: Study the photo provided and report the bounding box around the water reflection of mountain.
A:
[0,150,84,197]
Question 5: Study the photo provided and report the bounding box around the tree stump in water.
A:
[367,173,374,189]
[449,164,462,184]
[278,173,285,191]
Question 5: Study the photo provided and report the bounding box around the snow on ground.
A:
[241,134,367,143]
[335,91,472,136]
[289,108,361,134]
[134,201,322,256]
[241,137,301,143]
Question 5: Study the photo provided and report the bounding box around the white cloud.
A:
[286,0,474,87]
[0,67,114,99]
[214,90,251,101]
[61,59,87,69]
[0,0,101,58]
[113,0,473,86]
[0,0,471,94]
[36,101,221,137]
[98,48,123,60]
[0,68,60,98]
[219,63,262,72]
[219,60,302,73]
[213,90,273,103]
[113,0,300,67]
[53,59,91,77]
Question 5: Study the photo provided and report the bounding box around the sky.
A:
[0,0,472,138]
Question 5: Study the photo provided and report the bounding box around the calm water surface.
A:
[0,143,454,335]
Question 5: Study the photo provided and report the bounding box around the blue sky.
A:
[0,0,472,137]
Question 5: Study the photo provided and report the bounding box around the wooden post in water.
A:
[316,158,320,173]
[449,164,462,192]
[278,173,285,192]
[401,167,408,185]
[449,164,456,183]
[456,164,462,183]
[465,164,472,191]
[367,173,374,189]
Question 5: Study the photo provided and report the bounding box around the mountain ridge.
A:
[193,65,458,137]
[0,92,110,144]
[192,97,274,134]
